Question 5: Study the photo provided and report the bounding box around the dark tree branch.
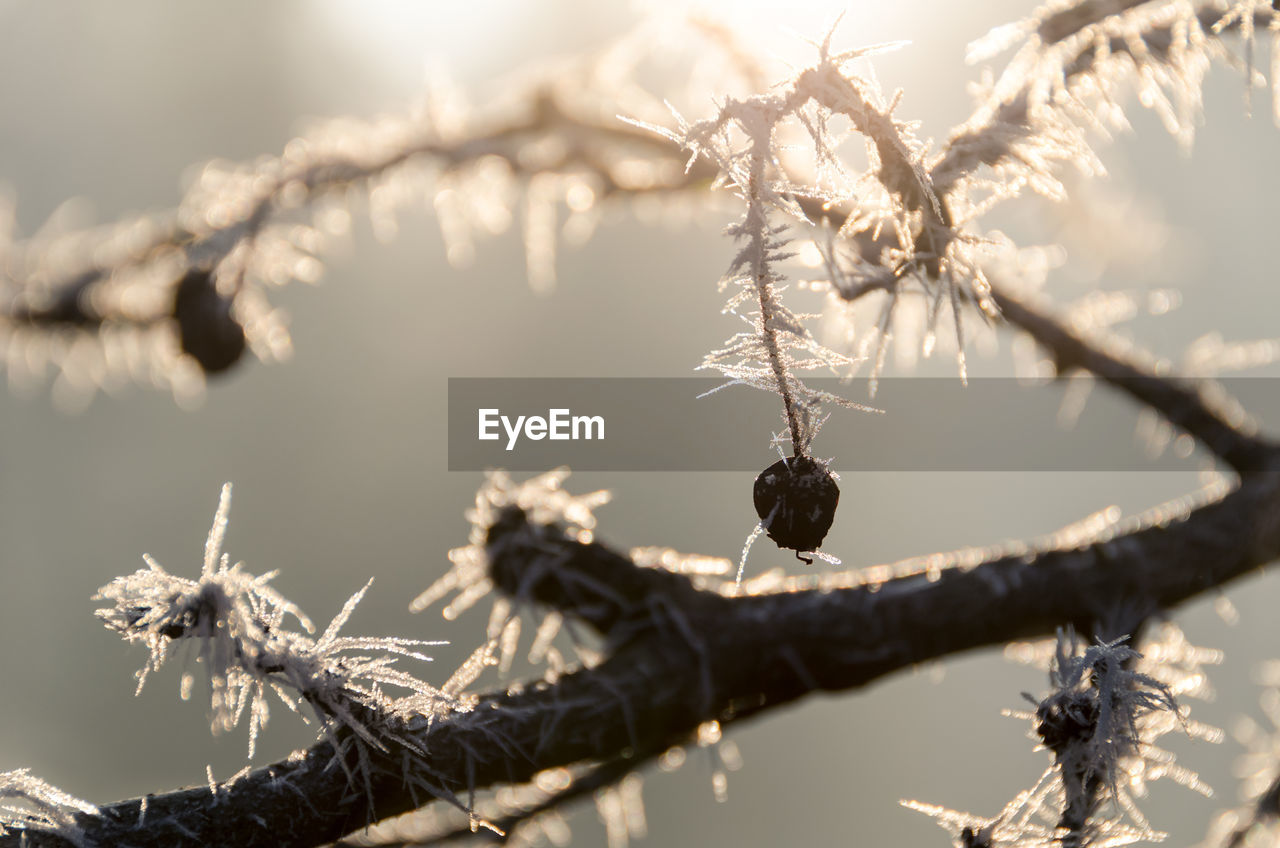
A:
[380,741,664,846]
[989,284,1278,474]
[821,226,1276,474]
[10,463,1280,848]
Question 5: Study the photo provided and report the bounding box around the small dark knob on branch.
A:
[1034,690,1098,755]
[752,455,839,557]
[172,268,247,375]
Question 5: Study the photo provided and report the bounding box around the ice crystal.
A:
[934,0,1280,257]
[413,469,611,679]
[969,0,1220,151]
[639,32,980,442]
[905,766,1155,848]
[828,0,1279,391]
[639,24,1038,406]
[909,626,1218,848]
[0,769,97,847]
[3,4,1275,410]
[95,483,451,760]
[628,546,733,580]
[0,15,776,404]
[1034,631,1215,840]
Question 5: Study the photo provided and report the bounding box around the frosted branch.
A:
[14,465,1280,847]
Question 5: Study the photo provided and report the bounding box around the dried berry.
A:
[173,268,247,375]
[752,455,839,561]
[1035,690,1099,755]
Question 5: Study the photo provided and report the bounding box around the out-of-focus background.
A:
[0,1,1277,844]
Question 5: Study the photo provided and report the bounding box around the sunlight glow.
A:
[318,0,918,86]
[316,0,525,81]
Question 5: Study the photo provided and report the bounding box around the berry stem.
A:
[745,136,805,458]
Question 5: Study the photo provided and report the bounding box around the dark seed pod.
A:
[172,268,247,375]
[1034,690,1098,755]
[752,455,839,557]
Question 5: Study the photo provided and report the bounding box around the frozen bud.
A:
[752,456,839,559]
[1035,688,1099,755]
[173,268,247,375]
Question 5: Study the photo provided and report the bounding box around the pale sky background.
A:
[0,1,1277,846]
